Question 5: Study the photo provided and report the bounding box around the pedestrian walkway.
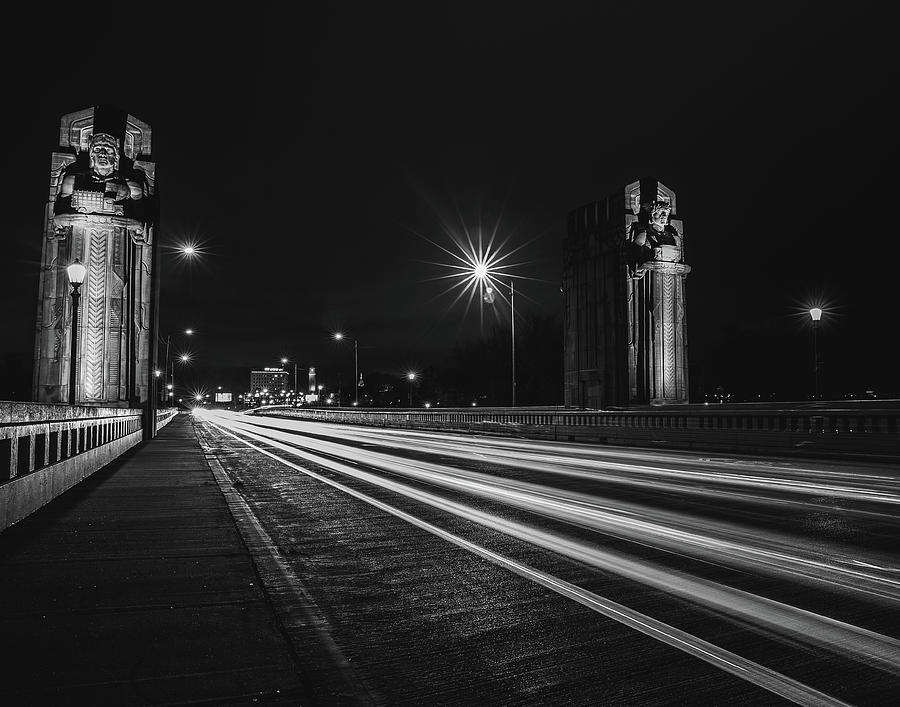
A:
[0,414,308,704]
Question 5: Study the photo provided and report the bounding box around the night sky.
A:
[2,3,897,401]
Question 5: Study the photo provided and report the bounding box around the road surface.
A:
[193,409,900,705]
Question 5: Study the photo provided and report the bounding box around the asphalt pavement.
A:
[192,409,900,704]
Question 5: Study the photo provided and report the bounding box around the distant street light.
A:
[160,328,194,405]
[334,333,359,406]
[66,259,87,405]
[809,307,823,399]
[281,357,299,398]
[407,372,417,408]
[172,353,192,406]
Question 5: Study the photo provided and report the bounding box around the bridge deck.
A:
[0,414,310,704]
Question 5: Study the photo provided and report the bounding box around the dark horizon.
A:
[3,4,898,403]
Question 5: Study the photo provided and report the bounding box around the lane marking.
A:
[203,417,852,707]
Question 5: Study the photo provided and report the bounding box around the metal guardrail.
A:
[252,405,900,461]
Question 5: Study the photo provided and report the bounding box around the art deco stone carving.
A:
[33,106,158,406]
[563,178,690,408]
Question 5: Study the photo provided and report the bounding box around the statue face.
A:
[89,135,120,176]
[649,203,671,230]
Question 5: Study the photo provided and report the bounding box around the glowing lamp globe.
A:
[66,259,87,285]
[809,307,823,322]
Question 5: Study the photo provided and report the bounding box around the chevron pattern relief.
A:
[662,273,676,398]
[83,230,108,400]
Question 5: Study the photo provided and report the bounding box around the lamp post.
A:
[160,328,193,407]
[483,278,517,407]
[66,259,87,405]
[175,353,191,407]
[407,372,417,408]
[334,333,359,406]
[281,357,298,399]
[809,307,822,400]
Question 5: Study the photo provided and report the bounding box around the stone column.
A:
[635,261,690,404]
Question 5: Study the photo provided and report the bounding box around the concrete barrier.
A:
[0,403,179,531]
[251,404,900,462]
[157,407,178,430]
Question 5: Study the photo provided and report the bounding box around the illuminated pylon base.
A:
[628,261,691,405]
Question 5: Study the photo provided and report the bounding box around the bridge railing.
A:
[251,405,900,461]
[1,403,179,531]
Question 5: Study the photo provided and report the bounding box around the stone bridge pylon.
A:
[564,178,690,408]
[33,105,159,407]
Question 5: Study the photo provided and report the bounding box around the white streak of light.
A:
[203,416,851,707]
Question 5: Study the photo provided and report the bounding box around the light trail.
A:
[198,412,853,707]
[222,414,900,602]
[256,412,900,505]
[198,410,900,685]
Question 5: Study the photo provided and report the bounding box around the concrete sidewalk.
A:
[0,414,310,704]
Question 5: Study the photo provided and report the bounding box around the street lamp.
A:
[809,307,823,399]
[66,259,87,405]
[429,230,525,407]
[407,372,417,408]
[173,353,191,407]
[334,332,359,406]
[281,357,298,399]
[482,278,517,407]
[160,328,194,405]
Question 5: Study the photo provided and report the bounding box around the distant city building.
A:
[250,368,290,395]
